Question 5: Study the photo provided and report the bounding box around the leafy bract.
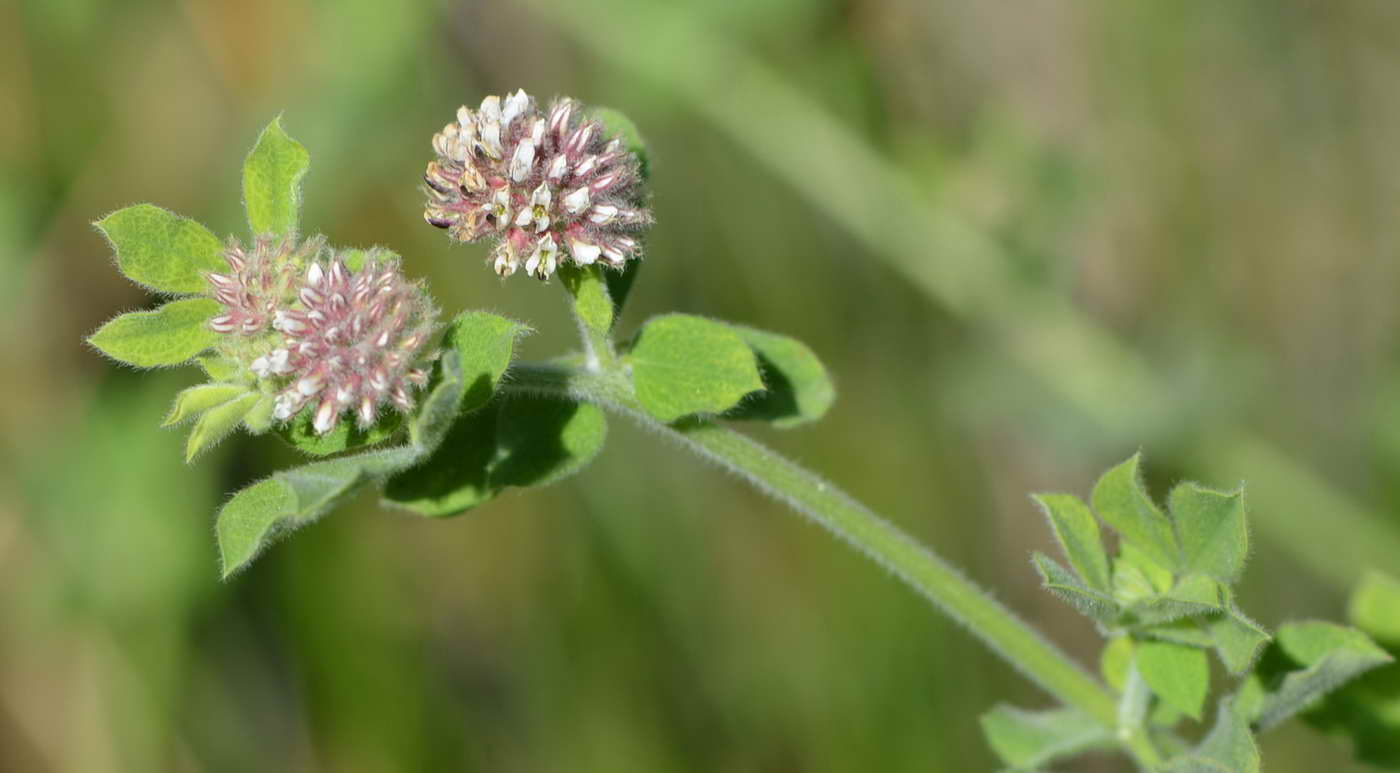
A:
[243,116,309,236]
[88,298,222,367]
[277,410,403,457]
[95,204,225,294]
[215,312,523,577]
[186,392,260,462]
[979,705,1112,770]
[628,314,764,422]
[725,324,835,429]
[164,383,253,427]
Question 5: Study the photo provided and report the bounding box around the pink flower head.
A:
[207,235,324,336]
[263,250,439,435]
[424,90,651,280]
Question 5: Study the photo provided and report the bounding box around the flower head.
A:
[206,238,440,435]
[424,89,651,280]
[207,234,323,336]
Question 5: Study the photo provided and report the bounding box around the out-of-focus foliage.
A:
[5,0,1400,770]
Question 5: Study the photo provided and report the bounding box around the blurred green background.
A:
[4,0,1399,770]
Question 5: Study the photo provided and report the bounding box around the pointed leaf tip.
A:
[88,298,222,368]
[1092,453,1179,571]
[243,116,310,236]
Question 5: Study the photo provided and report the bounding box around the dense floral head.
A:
[423,89,651,280]
[206,239,440,435]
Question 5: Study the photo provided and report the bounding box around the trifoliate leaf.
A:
[1169,482,1248,585]
[1245,621,1392,731]
[1092,453,1179,571]
[185,392,259,462]
[164,383,253,426]
[88,298,222,367]
[95,204,225,294]
[1137,640,1209,720]
[979,705,1112,770]
[628,314,765,422]
[1032,552,1119,624]
[242,116,309,236]
[1033,493,1111,592]
[725,324,836,429]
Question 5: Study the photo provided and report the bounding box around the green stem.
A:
[506,362,1164,769]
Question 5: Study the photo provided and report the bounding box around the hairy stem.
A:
[506,361,1163,769]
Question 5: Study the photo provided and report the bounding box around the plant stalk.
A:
[506,361,1164,769]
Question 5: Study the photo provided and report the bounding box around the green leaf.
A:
[164,383,253,426]
[1032,552,1119,624]
[381,403,500,517]
[1166,701,1260,773]
[195,353,245,382]
[185,392,259,462]
[491,396,606,488]
[243,394,275,433]
[217,312,523,577]
[1141,619,1216,648]
[1246,621,1393,731]
[95,204,225,294]
[383,396,608,518]
[277,410,402,457]
[1137,640,1209,720]
[979,705,1112,770]
[1101,635,1135,693]
[1210,599,1271,674]
[1169,482,1248,585]
[1033,493,1111,592]
[724,324,836,429]
[589,105,650,181]
[87,298,222,367]
[1091,453,1179,571]
[628,314,765,422]
[242,116,310,236]
[1350,571,1400,646]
